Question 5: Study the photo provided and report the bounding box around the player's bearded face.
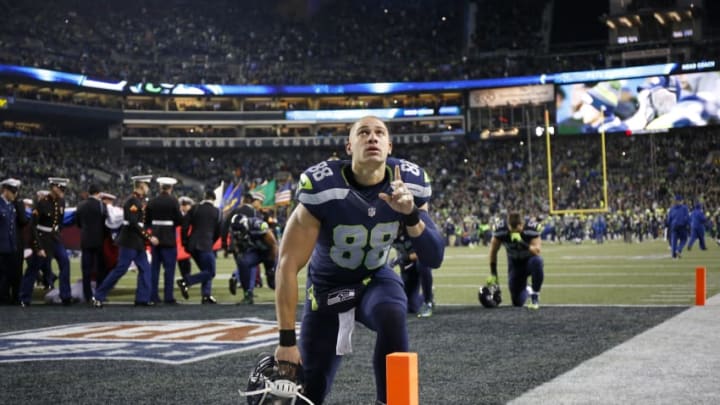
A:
[347,118,392,163]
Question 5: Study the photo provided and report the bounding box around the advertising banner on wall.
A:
[469,85,554,108]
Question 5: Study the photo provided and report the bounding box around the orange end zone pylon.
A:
[386,352,419,405]
[696,267,706,306]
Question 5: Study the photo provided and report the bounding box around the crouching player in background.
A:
[487,212,544,310]
[390,225,435,317]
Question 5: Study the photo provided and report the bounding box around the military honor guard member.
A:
[92,175,159,307]
[146,177,183,304]
[0,178,26,304]
[19,178,73,306]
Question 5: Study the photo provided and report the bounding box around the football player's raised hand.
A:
[379,165,415,215]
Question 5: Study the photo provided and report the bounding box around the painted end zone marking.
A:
[0,317,293,365]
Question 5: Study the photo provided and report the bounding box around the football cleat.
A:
[526,287,540,310]
[417,302,433,318]
[229,275,238,295]
[238,353,313,405]
[240,291,254,305]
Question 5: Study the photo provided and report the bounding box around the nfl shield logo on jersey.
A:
[368,207,376,217]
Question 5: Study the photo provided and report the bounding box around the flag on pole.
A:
[275,181,293,206]
[222,182,243,217]
[253,179,276,207]
[213,181,225,210]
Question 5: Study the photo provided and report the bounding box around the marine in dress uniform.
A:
[19,178,72,306]
[92,175,159,307]
[146,177,183,304]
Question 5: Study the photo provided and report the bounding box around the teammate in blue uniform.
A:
[488,212,544,309]
[227,214,278,305]
[687,202,707,252]
[390,226,435,317]
[668,195,690,259]
[273,116,444,405]
[592,215,606,244]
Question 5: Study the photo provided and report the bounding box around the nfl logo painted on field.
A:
[0,318,285,365]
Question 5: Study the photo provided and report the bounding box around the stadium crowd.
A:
[2,126,718,225]
[0,0,620,86]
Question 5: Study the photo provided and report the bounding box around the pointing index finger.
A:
[395,164,401,183]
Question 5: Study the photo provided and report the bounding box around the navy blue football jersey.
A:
[296,157,431,288]
[391,229,414,266]
[493,221,539,261]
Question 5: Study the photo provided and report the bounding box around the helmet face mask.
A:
[239,354,313,405]
[479,284,502,308]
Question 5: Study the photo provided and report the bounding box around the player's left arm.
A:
[528,235,541,256]
[488,236,501,277]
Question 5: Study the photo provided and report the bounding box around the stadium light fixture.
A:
[619,17,633,27]
[606,20,616,29]
[654,12,665,25]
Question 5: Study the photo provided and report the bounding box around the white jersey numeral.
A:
[329,222,399,270]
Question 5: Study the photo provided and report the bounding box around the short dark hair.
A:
[88,184,100,195]
[508,212,523,229]
[204,190,216,201]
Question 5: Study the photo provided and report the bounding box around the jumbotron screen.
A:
[555,71,720,135]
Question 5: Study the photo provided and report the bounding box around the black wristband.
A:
[490,262,498,276]
[279,329,296,347]
[403,206,420,227]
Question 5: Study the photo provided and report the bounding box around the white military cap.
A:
[0,178,22,189]
[156,177,178,186]
[131,175,153,184]
[48,177,70,187]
